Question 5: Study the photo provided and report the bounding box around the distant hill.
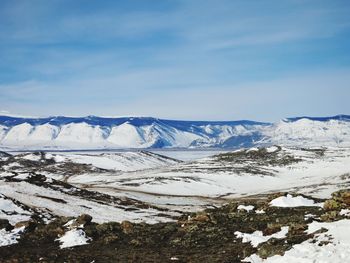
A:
[0,115,349,150]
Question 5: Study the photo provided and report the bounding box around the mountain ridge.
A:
[0,114,349,150]
[0,115,270,127]
[284,114,350,122]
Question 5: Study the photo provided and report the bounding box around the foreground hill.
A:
[1,189,350,262]
[0,115,349,150]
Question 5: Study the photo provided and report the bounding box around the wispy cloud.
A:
[1,68,349,121]
[0,0,349,119]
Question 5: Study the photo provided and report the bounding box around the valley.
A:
[1,115,350,262]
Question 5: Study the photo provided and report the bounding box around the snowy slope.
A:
[78,147,350,201]
[263,118,350,146]
[1,147,349,221]
[0,151,183,224]
[0,115,349,150]
[47,151,180,172]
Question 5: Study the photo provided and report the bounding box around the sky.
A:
[0,0,349,121]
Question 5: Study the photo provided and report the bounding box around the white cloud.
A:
[1,68,348,121]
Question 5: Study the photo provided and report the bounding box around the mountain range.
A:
[0,114,349,150]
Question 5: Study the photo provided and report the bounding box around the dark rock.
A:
[14,220,37,232]
[257,238,291,259]
[332,189,350,206]
[323,199,342,211]
[102,235,119,244]
[263,223,281,236]
[121,220,133,234]
[288,223,307,236]
[0,219,13,231]
[129,239,141,246]
[320,211,339,222]
[0,151,12,158]
[95,222,121,234]
[192,212,210,223]
[75,214,92,226]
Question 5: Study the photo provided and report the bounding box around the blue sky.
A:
[0,0,349,121]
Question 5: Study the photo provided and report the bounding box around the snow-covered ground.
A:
[236,226,289,248]
[46,151,180,171]
[56,228,91,249]
[0,179,179,224]
[0,145,350,261]
[269,194,323,207]
[1,147,349,226]
[67,147,350,201]
[0,151,186,224]
[241,194,350,262]
[244,219,350,263]
[0,194,32,224]
[0,226,25,247]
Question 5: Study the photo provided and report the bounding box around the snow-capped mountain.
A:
[0,115,349,150]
